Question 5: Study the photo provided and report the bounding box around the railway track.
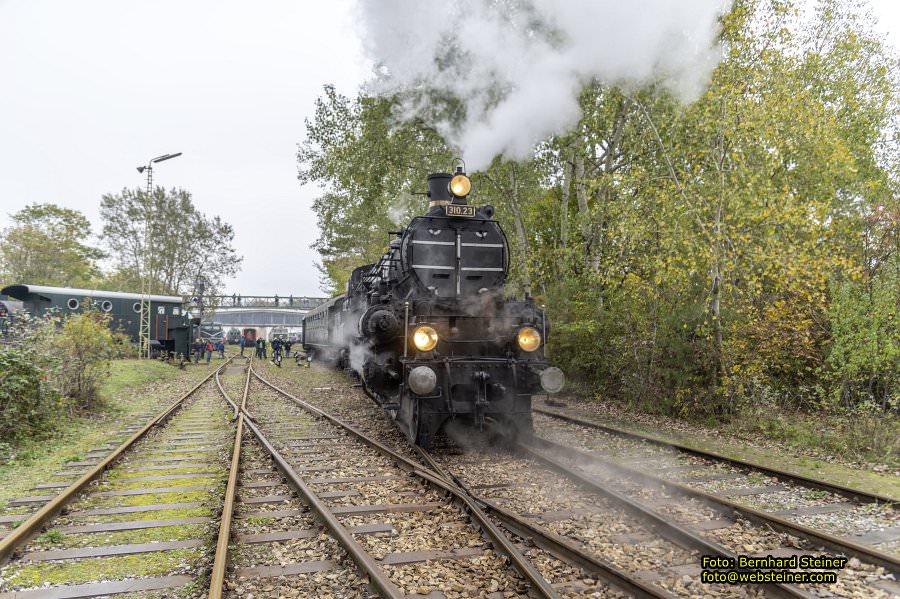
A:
[0,358,238,598]
[211,358,566,598]
[258,363,900,598]
[531,407,898,556]
[2,354,895,598]
[419,434,898,598]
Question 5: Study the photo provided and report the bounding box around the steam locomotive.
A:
[302,168,564,447]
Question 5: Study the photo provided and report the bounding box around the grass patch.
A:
[35,529,64,545]
[110,466,225,479]
[66,506,213,525]
[101,475,221,492]
[102,361,208,399]
[2,548,201,588]
[177,572,211,598]
[141,452,222,463]
[72,489,214,511]
[729,409,900,468]
[33,524,211,550]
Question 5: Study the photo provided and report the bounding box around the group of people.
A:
[192,337,225,364]
[195,333,296,364]
[235,333,293,361]
[270,336,293,359]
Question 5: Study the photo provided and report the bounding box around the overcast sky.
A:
[0,1,897,297]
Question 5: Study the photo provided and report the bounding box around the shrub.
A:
[0,347,60,441]
[827,270,898,410]
[54,311,115,410]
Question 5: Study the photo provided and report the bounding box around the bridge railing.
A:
[203,295,329,309]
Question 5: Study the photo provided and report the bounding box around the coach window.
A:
[67,298,79,310]
[101,300,113,312]
[157,306,165,314]
[172,307,180,316]
[132,302,141,313]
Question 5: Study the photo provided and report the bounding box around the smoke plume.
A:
[357,0,729,169]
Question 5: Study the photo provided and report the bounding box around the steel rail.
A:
[529,435,900,577]
[0,357,235,566]
[516,443,809,599]
[412,446,676,599]
[534,407,898,505]
[249,366,562,599]
[208,357,250,599]
[215,360,405,599]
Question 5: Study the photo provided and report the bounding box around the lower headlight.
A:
[412,325,439,351]
[517,326,541,352]
[408,366,437,395]
[540,367,565,393]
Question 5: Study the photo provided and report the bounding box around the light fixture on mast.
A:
[136,152,182,358]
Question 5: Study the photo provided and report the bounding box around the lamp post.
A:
[136,152,182,358]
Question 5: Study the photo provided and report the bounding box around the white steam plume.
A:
[357,0,729,169]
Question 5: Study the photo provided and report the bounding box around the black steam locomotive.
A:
[302,168,564,447]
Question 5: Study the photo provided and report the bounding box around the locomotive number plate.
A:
[445,204,476,217]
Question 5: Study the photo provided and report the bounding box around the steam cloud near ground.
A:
[357,0,729,169]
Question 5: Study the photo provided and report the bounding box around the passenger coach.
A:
[0,284,196,357]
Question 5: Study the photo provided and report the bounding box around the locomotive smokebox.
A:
[427,173,455,207]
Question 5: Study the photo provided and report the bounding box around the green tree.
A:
[98,187,242,296]
[297,85,454,293]
[299,0,899,427]
[0,204,103,287]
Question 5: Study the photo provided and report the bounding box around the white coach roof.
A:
[1,284,183,304]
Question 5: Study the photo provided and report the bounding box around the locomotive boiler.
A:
[303,168,564,447]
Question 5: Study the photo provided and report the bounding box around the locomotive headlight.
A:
[517,326,542,352]
[449,174,472,197]
[412,325,439,351]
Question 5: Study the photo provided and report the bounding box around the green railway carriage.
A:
[1,284,196,357]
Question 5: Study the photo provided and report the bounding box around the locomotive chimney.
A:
[427,173,453,209]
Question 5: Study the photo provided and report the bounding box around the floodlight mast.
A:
[137,152,182,358]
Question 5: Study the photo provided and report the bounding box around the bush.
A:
[54,311,115,410]
[110,330,139,359]
[0,347,60,441]
[827,273,898,411]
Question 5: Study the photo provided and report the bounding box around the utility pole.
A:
[136,152,182,358]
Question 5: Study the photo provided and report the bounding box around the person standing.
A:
[206,339,213,364]
[261,337,268,359]
[217,339,225,358]
[193,338,203,364]
[256,337,263,358]
[240,334,246,357]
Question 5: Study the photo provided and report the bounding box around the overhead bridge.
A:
[207,307,317,327]
[197,296,329,338]
[206,295,326,310]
